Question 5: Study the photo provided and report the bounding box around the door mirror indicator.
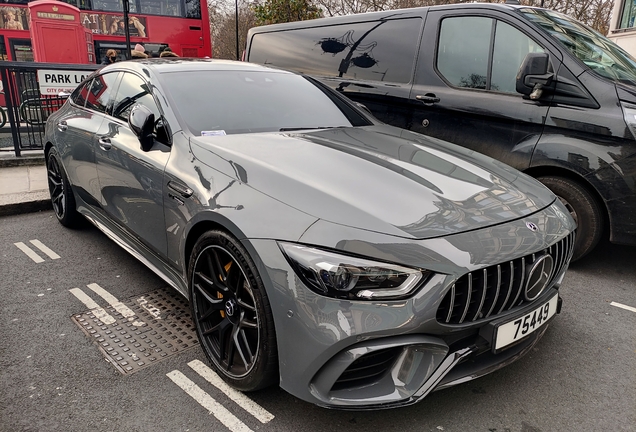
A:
[516,52,554,100]
[129,104,155,152]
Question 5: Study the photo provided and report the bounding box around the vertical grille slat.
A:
[458,273,473,324]
[445,284,456,324]
[506,257,525,310]
[437,233,574,325]
[485,265,501,318]
[472,269,488,322]
[497,261,514,315]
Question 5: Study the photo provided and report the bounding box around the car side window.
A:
[437,16,544,94]
[70,78,93,107]
[85,72,121,114]
[111,72,161,123]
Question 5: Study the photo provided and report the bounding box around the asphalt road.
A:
[1,210,634,432]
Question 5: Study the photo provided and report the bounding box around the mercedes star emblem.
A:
[524,254,554,301]
[526,221,539,232]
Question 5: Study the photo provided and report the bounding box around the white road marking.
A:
[610,302,636,313]
[86,283,136,318]
[188,360,274,424]
[29,240,60,260]
[14,242,44,263]
[69,288,116,325]
[167,370,253,432]
[137,296,162,319]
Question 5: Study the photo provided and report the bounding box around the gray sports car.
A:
[45,59,575,409]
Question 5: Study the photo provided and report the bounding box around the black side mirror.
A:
[516,52,554,100]
[129,104,155,151]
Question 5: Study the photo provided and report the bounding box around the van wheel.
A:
[188,230,278,391]
[537,176,603,262]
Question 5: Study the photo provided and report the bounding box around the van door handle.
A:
[415,94,441,104]
[168,181,193,198]
[57,121,68,132]
[98,137,112,151]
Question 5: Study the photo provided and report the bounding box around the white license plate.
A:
[494,294,558,350]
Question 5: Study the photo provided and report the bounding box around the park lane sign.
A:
[37,69,91,95]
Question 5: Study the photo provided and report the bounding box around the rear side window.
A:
[249,18,422,84]
[70,78,93,107]
[85,72,120,114]
[437,16,544,93]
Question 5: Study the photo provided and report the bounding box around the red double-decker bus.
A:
[0,0,211,63]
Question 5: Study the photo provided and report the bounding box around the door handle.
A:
[98,137,112,151]
[415,94,441,104]
[168,181,193,198]
[57,121,67,132]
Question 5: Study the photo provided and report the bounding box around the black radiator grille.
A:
[437,232,574,324]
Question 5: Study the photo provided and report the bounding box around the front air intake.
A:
[331,347,402,391]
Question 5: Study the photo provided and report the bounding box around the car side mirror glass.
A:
[129,104,155,151]
[516,52,554,100]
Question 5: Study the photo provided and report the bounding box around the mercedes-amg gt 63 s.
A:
[45,59,575,409]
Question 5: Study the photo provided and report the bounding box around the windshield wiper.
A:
[279,126,336,131]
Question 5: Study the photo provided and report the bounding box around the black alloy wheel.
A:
[189,231,278,391]
[47,147,78,227]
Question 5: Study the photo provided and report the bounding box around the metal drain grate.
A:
[72,289,199,375]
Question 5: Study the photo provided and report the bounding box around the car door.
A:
[95,71,170,257]
[54,77,103,205]
[410,9,554,170]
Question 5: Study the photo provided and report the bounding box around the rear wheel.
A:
[47,147,79,227]
[538,176,603,261]
[188,230,278,391]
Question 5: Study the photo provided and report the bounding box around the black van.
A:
[245,3,636,261]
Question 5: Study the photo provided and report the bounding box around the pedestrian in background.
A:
[131,43,148,59]
[160,46,179,58]
[101,49,118,65]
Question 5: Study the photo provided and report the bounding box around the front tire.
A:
[188,230,278,391]
[538,176,603,261]
[47,147,79,227]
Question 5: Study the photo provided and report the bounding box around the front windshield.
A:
[521,7,636,85]
[161,70,369,135]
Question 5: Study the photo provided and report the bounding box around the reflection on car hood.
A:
[190,125,555,239]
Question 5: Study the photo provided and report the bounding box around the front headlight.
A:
[621,101,636,141]
[279,242,429,300]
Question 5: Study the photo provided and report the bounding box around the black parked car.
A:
[246,3,636,261]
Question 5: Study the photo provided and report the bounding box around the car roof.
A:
[100,58,291,75]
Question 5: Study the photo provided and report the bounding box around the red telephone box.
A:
[28,0,94,64]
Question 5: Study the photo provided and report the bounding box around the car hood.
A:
[189,125,555,239]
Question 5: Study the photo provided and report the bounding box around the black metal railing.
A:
[0,62,100,156]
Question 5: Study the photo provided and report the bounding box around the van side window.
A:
[248,18,422,84]
[491,21,544,93]
[437,17,544,94]
[438,17,492,89]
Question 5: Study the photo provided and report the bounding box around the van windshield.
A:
[521,8,636,85]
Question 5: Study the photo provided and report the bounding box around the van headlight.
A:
[621,101,636,141]
[279,242,429,300]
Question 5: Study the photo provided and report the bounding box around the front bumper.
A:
[245,205,573,408]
